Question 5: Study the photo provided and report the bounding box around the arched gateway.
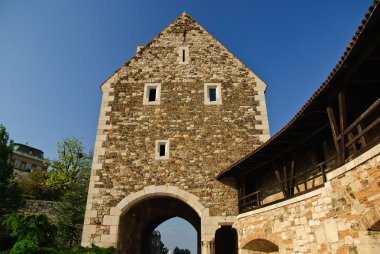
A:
[113,186,206,253]
[81,12,269,254]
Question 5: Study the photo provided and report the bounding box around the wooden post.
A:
[283,164,288,196]
[338,91,347,161]
[357,123,367,148]
[289,160,295,196]
[275,170,287,198]
[327,106,343,164]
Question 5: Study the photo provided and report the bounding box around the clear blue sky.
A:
[0,0,372,252]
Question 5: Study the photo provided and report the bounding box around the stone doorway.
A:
[117,196,201,254]
[214,226,238,254]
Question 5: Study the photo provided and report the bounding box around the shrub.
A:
[9,239,39,254]
[2,214,55,245]
[59,245,114,254]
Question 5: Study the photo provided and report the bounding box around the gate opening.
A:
[117,196,200,254]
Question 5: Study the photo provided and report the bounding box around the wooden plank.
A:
[345,117,380,148]
[338,91,347,161]
[357,123,367,147]
[239,123,329,176]
[290,160,295,196]
[275,170,287,197]
[343,98,379,135]
[327,106,343,164]
[283,164,288,196]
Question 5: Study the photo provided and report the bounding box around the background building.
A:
[11,143,47,178]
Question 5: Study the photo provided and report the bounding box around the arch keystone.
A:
[143,185,157,195]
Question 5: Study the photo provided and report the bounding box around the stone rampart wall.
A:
[19,199,59,221]
[237,145,380,254]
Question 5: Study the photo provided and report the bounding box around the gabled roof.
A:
[100,12,266,89]
[217,2,380,180]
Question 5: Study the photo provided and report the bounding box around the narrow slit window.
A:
[148,88,157,102]
[209,87,217,102]
[159,144,166,157]
[178,46,189,64]
[155,140,169,160]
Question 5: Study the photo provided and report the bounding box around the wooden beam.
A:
[338,34,380,84]
[289,160,295,196]
[327,106,343,164]
[357,123,367,147]
[283,165,288,196]
[274,170,287,198]
[239,123,329,175]
[338,91,347,161]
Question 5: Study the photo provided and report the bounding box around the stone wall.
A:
[83,12,270,249]
[236,144,380,254]
[19,199,58,221]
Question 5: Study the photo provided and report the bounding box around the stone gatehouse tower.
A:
[82,12,270,253]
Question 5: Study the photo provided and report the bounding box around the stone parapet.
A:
[236,144,380,253]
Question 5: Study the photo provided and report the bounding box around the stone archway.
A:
[359,205,380,231]
[241,238,279,254]
[108,185,209,254]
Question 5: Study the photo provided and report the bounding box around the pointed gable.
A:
[101,12,265,90]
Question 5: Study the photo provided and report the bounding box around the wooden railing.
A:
[340,99,380,158]
[239,156,337,213]
[239,99,379,213]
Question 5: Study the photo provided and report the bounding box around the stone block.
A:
[324,219,338,243]
[100,234,118,243]
[103,216,119,226]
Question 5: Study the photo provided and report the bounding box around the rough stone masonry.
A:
[81,12,270,252]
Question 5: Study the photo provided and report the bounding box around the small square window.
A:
[155,140,170,160]
[204,83,222,105]
[143,83,161,105]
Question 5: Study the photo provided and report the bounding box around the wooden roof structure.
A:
[218,2,380,183]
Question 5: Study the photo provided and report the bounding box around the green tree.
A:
[19,170,60,200]
[48,137,92,248]
[55,182,89,248]
[0,124,24,218]
[46,137,92,196]
[0,124,14,182]
[173,246,191,254]
[159,241,169,254]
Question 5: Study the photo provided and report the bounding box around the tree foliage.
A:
[2,214,55,245]
[159,241,169,254]
[173,246,191,254]
[0,124,14,183]
[55,182,89,248]
[45,137,92,196]
[50,137,92,248]
[18,170,59,200]
[0,124,23,219]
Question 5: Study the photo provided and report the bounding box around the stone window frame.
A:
[143,83,161,105]
[204,83,222,105]
[178,46,189,65]
[155,140,170,160]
